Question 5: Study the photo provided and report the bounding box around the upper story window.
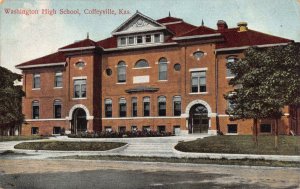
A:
[128,36,134,45]
[135,59,149,68]
[137,36,143,44]
[54,71,62,88]
[75,61,86,69]
[117,61,126,83]
[191,71,206,93]
[154,34,161,43]
[193,51,205,60]
[105,98,112,117]
[131,97,137,117]
[53,100,62,118]
[32,100,39,119]
[226,56,238,78]
[158,57,168,80]
[143,97,150,117]
[74,79,86,98]
[119,98,127,117]
[33,73,40,89]
[120,37,126,45]
[117,33,162,47]
[145,35,151,43]
[173,96,181,116]
[158,96,166,116]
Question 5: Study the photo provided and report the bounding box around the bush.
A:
[68,130,173,138]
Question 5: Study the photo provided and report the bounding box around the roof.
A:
[178,26,217,37]
[97,36,118,49]
[216,28,292,49]
[16,52,65,68]
[165,22,197,36]
[156,16,183,24]
[59,38,98,50]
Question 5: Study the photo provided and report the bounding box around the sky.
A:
[0,0,299,73]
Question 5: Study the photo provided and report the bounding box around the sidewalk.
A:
[0,135,300,162]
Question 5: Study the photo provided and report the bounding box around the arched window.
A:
[143,97,150,116]
[117,61,126,83]
[119,98,126,117]
[135,59,149,68]
[173,96,181,116]
[226,56,238,78]
[158,96,166,116]
[53,100,62,118]
[158,57,168,80]
[32,101,39,119]
[105,99,112,117]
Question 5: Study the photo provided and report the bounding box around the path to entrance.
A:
[0,135,300,162]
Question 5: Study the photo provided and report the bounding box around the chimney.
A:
[217,20,228,31]
[237,22,248,32]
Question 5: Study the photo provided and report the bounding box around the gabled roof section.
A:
[59,38,98,51]
[216,28,292,49]
[156,16,183,24]
[112,11,166,35]
[16,52,66,69]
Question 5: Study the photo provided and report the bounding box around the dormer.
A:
[112,11,172,48]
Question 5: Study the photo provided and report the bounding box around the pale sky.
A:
[1,0,299,73]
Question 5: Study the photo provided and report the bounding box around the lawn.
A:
[0,135,46,142]
[14,141,127,151]
[175,135,300,155]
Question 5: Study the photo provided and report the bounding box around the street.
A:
[0,159,299,189]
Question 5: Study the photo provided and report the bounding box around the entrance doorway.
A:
[71,108,87,134]
[189,104,209,133]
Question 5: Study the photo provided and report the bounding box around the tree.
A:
[0,66,24,135]
[225,43,300,147]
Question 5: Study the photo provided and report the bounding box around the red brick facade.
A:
[16,12,295,136]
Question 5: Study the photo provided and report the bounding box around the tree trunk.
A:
[274,119,279,149]
[253,118,258,146]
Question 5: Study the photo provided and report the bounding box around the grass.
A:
[175,135,300,155]
[55,155,300,168]
[14,141,127,151]
[0,135,46,142]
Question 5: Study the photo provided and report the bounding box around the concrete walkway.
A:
[0,135,300,162]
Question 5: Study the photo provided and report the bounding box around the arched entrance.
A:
[71,108,87,134]
[189,104,209,133]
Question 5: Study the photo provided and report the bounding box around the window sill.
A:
[32,88,40,90]
[189,92,208,95]
[54,87,63,89]
[158,80,168,82]
[72,98,87,100]
[116,82,127,84]
[226,76,235,79]
[226,133,238,135]
[132,67,151,70]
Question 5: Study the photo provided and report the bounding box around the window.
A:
[227,98,236,111]
[74,79,86,98]
[120,37,126,45]
[154,34,160,43]
[53,127,61,135]
[131,97,137,117]
[54,71,62,87]
[75,61,85,69]
[143,97,150,116]
[174,63,181,71]
[105,99,112,117]
[106,68,112,76]
[119,98,126,117]
[260,124,271,133]
[131,125,137,131]
[142,126,150,132]
[226,56,237,78]
[33,73,40,89]
[158,58,168,80]
[173,125,180,135]
[105,126,112,132]
[145,35,151,43]
[193,51,204,60]
[227,124,237,133]
[119,126,126,133]
[31,127,39,135]
[32,101,39,119]
[173,96,181,116]
[128,36,134,45]
[158,96,166,116]
[137,36,143,44]
[157,125,166,133]
[117,61,126,83]
[191,71,206,93]
[53,100,62,118]
[135,59,149,68]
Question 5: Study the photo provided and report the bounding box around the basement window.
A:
[260,124,271,133]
